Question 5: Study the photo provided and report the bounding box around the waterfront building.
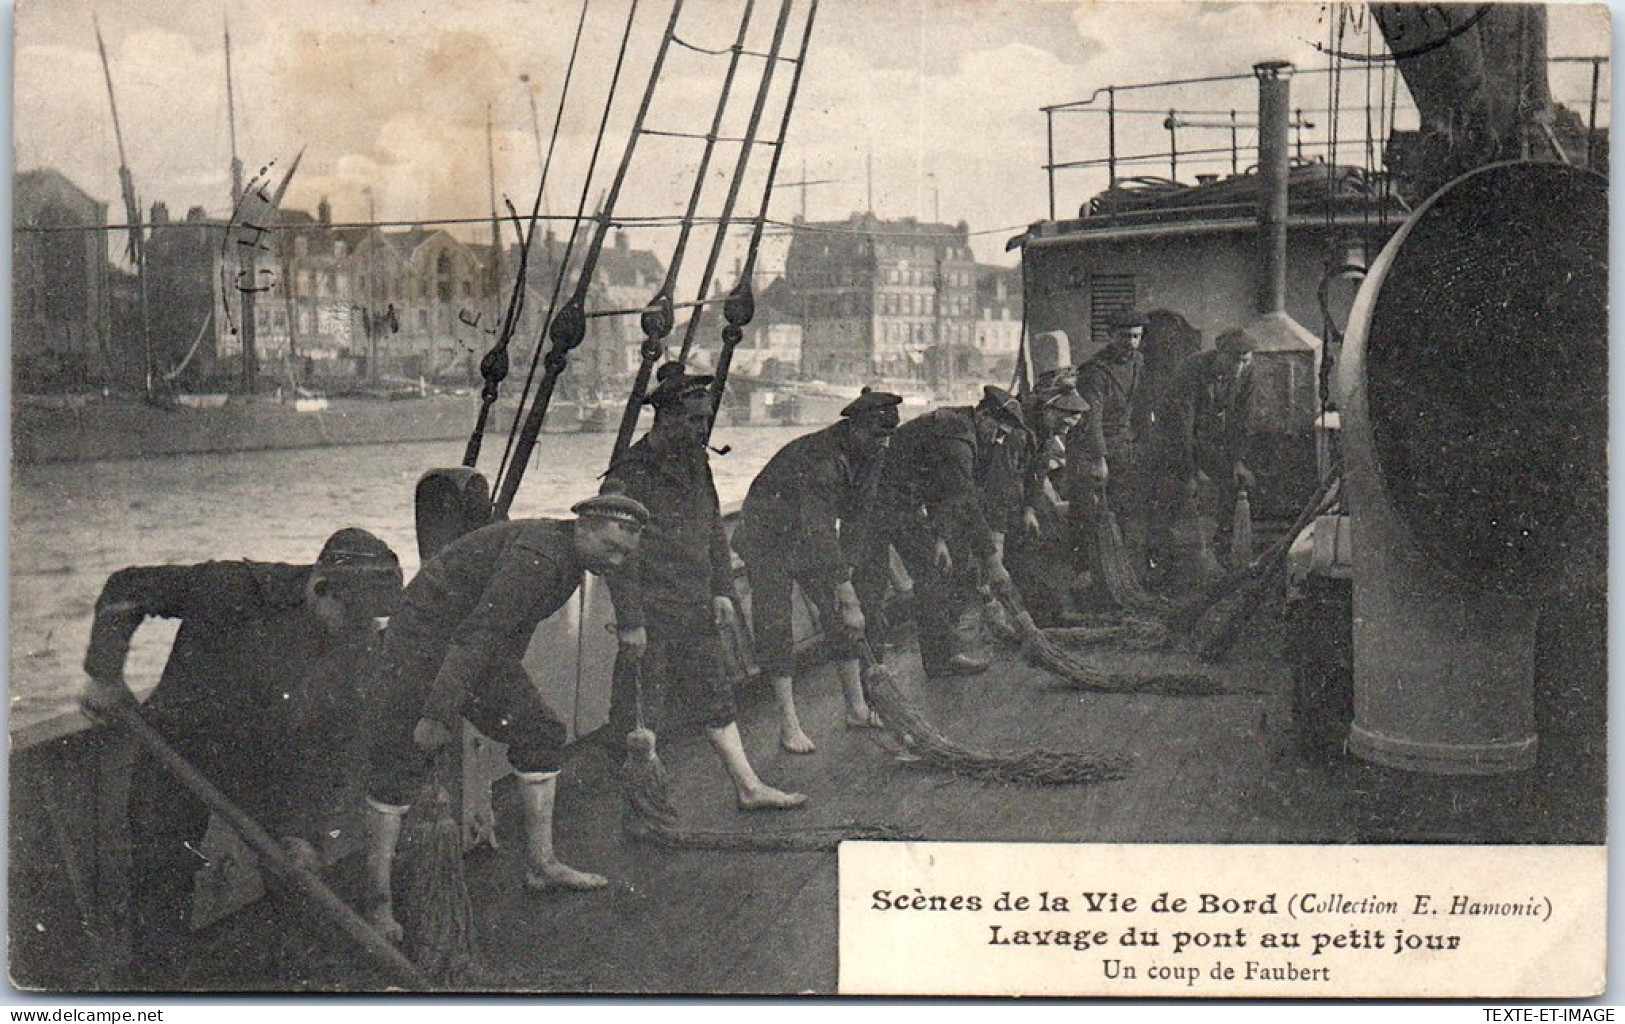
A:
[783,213,1020,394]
[13,169,114,390]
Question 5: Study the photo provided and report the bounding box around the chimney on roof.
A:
[150,201,170,226]
[615,231,630,253]
[318,197,332,226]
[186,206,206,223]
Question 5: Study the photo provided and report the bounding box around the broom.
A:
[395,755,478,987]
[102,703,431,990]
[979,582,1218,695]
[1003,600,1223,696]
[1230,489,1254,566]
[1044,612,1172,650]
[1167,476,1341,635]
[1189,542,1295,663]
[1094,498,1170,613]
[861,641,1129,785]
[979,593,1168,650]
[617,660,903,850]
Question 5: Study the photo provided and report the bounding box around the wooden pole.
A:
[103,704,432,990]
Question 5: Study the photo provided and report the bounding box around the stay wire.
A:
[675,0,797,364]
[494,0,647,500]
[495,0,690,518]
[704,0,818,438]
[606,0,761,468]
[464,0,594,470]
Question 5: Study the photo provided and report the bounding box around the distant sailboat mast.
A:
[224,15,258,393]
[93,15,155,398]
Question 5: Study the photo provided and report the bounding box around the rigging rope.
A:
[705,0,819,436]
[492,0,688,519]
[460,0,593,470]
[607,0,762,468]
[674,0,797,364]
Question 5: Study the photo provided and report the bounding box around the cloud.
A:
[15,0,1611,271]
[826,0,1099,76]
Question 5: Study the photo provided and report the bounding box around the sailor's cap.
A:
[645,363,715,410]
[979,385,1026,429]
[1033,365,1076,391]
[1040,388,1091,415]
[573,485,651,528]
[315,527,404,617]
[841,388,904,427]
[1216,328,1259,355]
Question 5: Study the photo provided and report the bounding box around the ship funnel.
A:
[1337,161,1606,774]
[1243,61,1323,515]
[1254,60,1292,318]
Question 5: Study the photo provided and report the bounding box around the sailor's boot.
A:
[361,798,408,944]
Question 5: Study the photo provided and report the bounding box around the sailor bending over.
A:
[80,528,404,988]
[360,493,647,942]
[736,389,899,752]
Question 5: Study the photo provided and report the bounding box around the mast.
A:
[224,15,257,393]
[486,103,503,381]
[94,16,153,397]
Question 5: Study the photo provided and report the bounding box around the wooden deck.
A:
[137,593,1604,995]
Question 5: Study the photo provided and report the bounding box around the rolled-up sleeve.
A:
[84,564,232,680]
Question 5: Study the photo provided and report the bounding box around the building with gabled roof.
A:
[13,169,114,390]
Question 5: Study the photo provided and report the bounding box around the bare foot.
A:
[737,784,808,811]
[780,724,817,754]
[845,707,884,729]
[525,859,609,892]
[364,901,404,944]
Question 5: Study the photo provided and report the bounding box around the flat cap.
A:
[645,363,715,409]
[841,388,904,424]
[978,385,1026,429]
[1106,309,1148,330]
[1215,328,1259,355]
[315,527,404,617]
[1033,365,1076,392]
[573,484,651,527]
[1041,388,1091,414]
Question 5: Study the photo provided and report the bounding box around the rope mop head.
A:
[862,655,1129,785]
[396,777,478,987]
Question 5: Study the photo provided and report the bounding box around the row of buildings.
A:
[14,169,1024,397]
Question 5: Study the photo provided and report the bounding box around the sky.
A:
[11,0,1613,282]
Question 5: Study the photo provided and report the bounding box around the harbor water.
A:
[8,425,812,735]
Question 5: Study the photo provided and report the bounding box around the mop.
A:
[861,641,1129,785]
[395,756,477,987]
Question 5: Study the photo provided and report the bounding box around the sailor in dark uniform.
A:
[736,390,900,752]
[1071,308,1152,580]
[604,365,806,809]
[79,528,405,988]
[358,493,648,941]
[865,386,1027,678]
[1008,381,1092,624]
[1156,327,1258,568]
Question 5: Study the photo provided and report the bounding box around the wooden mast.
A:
[93,16,154,398]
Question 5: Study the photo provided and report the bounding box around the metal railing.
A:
[1041,57,1610,222]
